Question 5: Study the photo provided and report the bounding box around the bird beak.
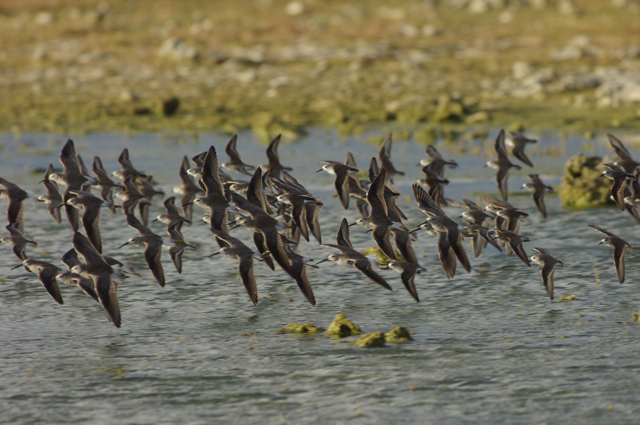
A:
[11,263,24,270]
[348,222,357,227]
[315,258,330,266]
[182,202,194,207]
[118,242,129,249]
[315,168,323,173]
[208,252,221,257]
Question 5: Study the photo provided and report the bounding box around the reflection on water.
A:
[1,129,640,424]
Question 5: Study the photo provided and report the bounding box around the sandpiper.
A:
[378,134,405,179]
[0,176,32,234]
[507,131,537,168]
[113,148,146,181]
[1,223,36,261]
[413,183,471,278]
[369,158,417,264]
[283,239,317,306]
[76,154,97,192]
[166,221,196,274]
[354,169,399,261]
[419,145,458,176]
[317,218,391,290]
[210,228,262,305]
[222,134,256,176]
[173,155,203,222]
[486,129,521,201]
[116,174,148,216]
[522,174,553,218]
[608,133,640,173]
[262,135,292,179]
[589,224,631,284]
[73,232,123,327]
[66,190,113,253]
[530,247,563,300]
[54,139,88,231]
[120,213,169,287]
[463,223,501,257]
[317,152,359,209]
[155,196,192,228]
[493,229,530,266]
[138,175,165,226]
[92,156,120,214]
[38,164,63,223]
[57,248,99,302]
[191,146,236,234]
[231,191,293,274]
[601,163,634,211]
[383,260,425,302]
[14,259,63,305]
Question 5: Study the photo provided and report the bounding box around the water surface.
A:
[1,129,639,424]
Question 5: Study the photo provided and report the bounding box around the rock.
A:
[325,313,361,337]
[353,332,386,348]
[422,24,440,37]
[433,95,465,122]
[468,0,490,13]
[285,1,306,16]
[35,12,54,26]
[530,0,548,8]
[157,38,198,61]
[385,327,414,343]
[119,90,138,102]
[156,97,180,116]
[276,323,325,334]
[235,69,258,84]
[557,153,616,208]
[512,61,532,80]
[465,111,490,124]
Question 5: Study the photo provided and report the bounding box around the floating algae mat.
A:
[276,323,325,334]
[325,313,361,337]
[353,332,386,348]
[385,327,414,343]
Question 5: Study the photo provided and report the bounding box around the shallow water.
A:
[1,129,640,424]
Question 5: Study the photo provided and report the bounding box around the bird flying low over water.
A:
[530,247,563,300]
[318,218,391,290]
[589,224,631,284]
[413,183,471,278]
[486,129,521,201]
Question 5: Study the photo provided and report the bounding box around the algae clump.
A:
[557,153,615,208]
[353,332,386,348]
[325,313,361,337]
[558,294,578,301]
[385,327,414,343]
[276,323,325,334]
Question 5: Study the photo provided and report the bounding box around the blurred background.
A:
[1,0,639,137]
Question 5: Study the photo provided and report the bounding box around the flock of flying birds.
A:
[0,130,636,328]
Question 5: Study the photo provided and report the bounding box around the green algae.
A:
[276,323,325,334]
[353,332,386,348]
[325,313,361,338]
[557,153,616,209]
[384,327,414,343]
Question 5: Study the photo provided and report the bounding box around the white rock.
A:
[469,0,490,13]
[235,69,257,84]
[157,38,198,61]
[285,1,306,16]
[35,12,54,26]
[422,24,439,37]
[512,61,532,80]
